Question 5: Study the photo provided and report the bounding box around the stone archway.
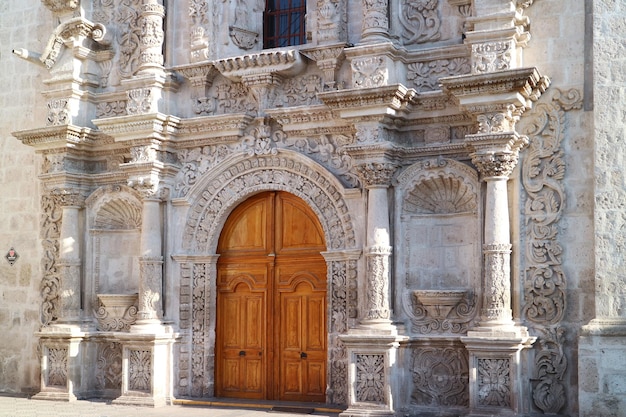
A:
[175,152,359,405]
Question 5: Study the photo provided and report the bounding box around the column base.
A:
[339,406,397,417]
[31,391,77,402]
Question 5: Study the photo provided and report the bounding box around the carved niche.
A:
[396,158,480,334]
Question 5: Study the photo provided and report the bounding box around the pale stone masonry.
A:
[0,0,623,416]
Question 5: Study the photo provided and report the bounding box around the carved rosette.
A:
[128,349,152,391]
[477,358,512,407]
[411,346,469,406]
[46,347,69,387]
[481,244,512,323]
[355,354,386,403]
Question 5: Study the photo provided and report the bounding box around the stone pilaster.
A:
[441,67,549,416]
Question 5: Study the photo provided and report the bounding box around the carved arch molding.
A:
[177,153,357,403]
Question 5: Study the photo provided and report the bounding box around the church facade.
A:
[1,0,624,416]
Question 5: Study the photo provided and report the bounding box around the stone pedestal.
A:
[339,330,408,417]
[33,327,88,402]
[113,332,177,407]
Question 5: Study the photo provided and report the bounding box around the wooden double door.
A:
[215,191,327,402]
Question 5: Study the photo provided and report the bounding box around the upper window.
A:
[263,0,306,48]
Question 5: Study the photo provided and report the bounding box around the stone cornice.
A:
[94,113,181,143]
[213,49,305,82]
[12,124,97,151]
[265,105,350,133]
[318,84,418,120]
[440,67,550,113]
[176,114,253,143]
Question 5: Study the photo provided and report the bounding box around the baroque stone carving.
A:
[411,346,469,406]
[477,358,511,407]
[191,262,211,397]
[95,342,123,390]
[96,100,127,118]
[355,354,385,403]
[472,41,512,74]
[400,0,442,45]
[138,258,163,320]
[189,0,210,62]
[328,342,348,405]
[128,349,151,391]
[93,197,142,230]
[483,243,512,322]
[282,75,323,106]
[183,154,355,253]
[365,246,391,320]
[405,290,477,334]
[40,193,63,326]
[317,0,346,43]
[519,88,583,414]
[407,58,471,92]
[362,0,389,38]
[94,294,138,331]
[46,347,68,387]
[47,99,70,126]
[352,56,387,88]
[404,174,477,214]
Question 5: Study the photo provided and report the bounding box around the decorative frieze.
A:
[46,347,69,387]
[95,341,123,391]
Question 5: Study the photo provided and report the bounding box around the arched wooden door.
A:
[215,191,327,402]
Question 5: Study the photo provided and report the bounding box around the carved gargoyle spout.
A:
[13,17,109,70]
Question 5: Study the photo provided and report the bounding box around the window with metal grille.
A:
[263,0,306,48]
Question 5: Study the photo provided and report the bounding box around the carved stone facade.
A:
[0,0,620,416]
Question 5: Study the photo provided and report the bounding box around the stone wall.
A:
[0,0,50,394]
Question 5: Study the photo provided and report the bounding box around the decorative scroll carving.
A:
[94,295,138,331]
[405,290,477,334]
[352,56,387,88]
[328,341,348,405]
[355,161,397,186]
[96,100,127,118]
[128,349,151,392]
[519,88,583,414]
[407,58,470,92]
[241,123,284,156]
[477,358,511,407]
[127,88,153,115]
[400,0,441,44]
[184,154,355,253]
[411,346,469,406]
[40,193,63,326]
[95,342,123,390]
[355,354,386,403]
[472,150,522,179]
[47,347,68,387]
[191,262,211,397]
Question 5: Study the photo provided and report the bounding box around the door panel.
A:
[216,192,326,402]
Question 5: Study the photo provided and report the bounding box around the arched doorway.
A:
[215,191,327,402]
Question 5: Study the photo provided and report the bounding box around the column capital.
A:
[355,161,398,187]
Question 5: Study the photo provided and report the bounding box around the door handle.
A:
[239,350,246,356]
[300,352,307,359]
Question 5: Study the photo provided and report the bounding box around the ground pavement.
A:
[0,396,342,417]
